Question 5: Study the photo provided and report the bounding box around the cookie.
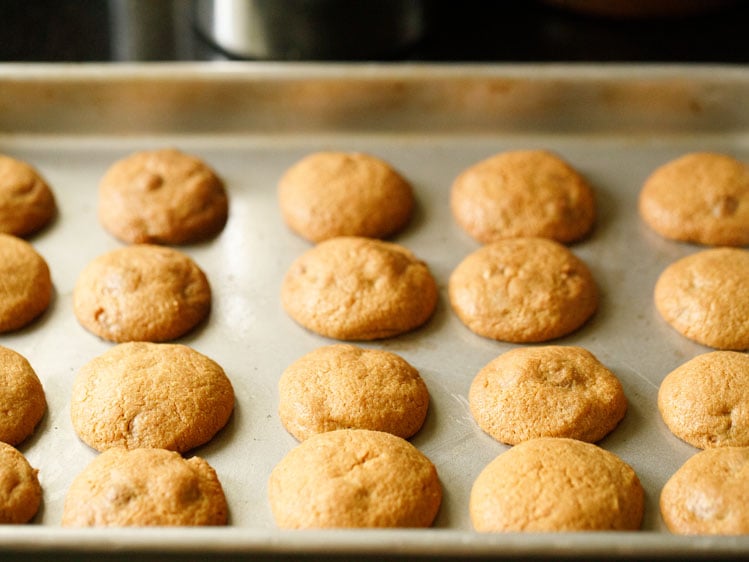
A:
[72,244,211,342]
[654,247,749,350]
[0,346,46,446]
[469,346,627,445]
[639,152,749,246]
[0,233,52,333]
[98,148,228,245]
[268,429,441,528]
[71,342,234,453]
[0,442,42,524]
[448,237,598,342]
[61,447,228,527]
[470,437,644,532]
[660,446,749,535]
[658,351,749,449]
[0,154,56,237]
[279,344,429,441]
[281,236,438,340]
[450,149,595,244]
[278,151,414,243]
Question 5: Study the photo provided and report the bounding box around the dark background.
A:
[1,0,748,63]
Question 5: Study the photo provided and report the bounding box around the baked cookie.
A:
[72,244,211,342]
[660,446,749,535]
[71,342,234,452]
[0,233,52,333]
[639,152,749,246]
[279,344,429,441]
[0,346,46,446]
[61,447,228,527]
[469,346,626,445]
[281,236,438,340]
[0,154,56,237]
[450,149,595,244]
[268,429,442,528]
[448,237,598,342]
[0,442,42,524]
[658,351,749,449]
[470,437,644,532]
[654,247,749,350]
[278,151,414,243]
[98,148,228,245]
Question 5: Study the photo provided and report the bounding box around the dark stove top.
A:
[1,0,748,63]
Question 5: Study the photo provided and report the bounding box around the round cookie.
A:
[0,346,46,446]
[658,351,749,449]
[61,447,228,527]
[0,154,56,237]
[660,446,749,535]
[448,237,598,343]
[0,233,52,333]
[268,429,442,528]
[98,148,228,245]
[278,151,414,243]
[470,437,644,532]
[280,236,438,340]
[450,149,595,244]
[71,342,234,453]
[72,244,211,342]
[469,346,627,445]
[639,152,749,246]
[279,344,429,441]
[0,442,42,524]
[654,247,749,350]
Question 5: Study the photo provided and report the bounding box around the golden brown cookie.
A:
[654,247,749,350]
[0,233,52,333]
[71,342,234,453]
[660,447,749,535]
[0,442,42,524]
[470,437,644,532]
[0,154,56,237]
[98,148,228,245]
[279,344,429,441]
[658,351,749,449]
[0,346,46,446]
[268,429,442,528]
[639,152,749,246]
[469,346,627,445]
[281,236,438,340]
[61,447,228,527]
[72,244,211,342]
[448,237,598,343]
[450,149,595,244]
[278,151,414,243]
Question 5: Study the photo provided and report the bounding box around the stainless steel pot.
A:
[192,0,426,60]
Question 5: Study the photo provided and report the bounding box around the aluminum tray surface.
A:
[0,63,748,558]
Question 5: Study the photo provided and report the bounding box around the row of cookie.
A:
[278,149,749,248]
[0,150,228,245]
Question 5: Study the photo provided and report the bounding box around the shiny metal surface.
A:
[192,0,426,59]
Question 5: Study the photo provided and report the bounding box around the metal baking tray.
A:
[1,62,748,559]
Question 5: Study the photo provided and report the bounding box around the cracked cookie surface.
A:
[61,447,228,527]
[268,429,442,528]
[71,342,234,452]
[281,236,437,340]
[98,148,228,245]
[470,437,644,532]
[73,244,211,342]
[469,346,626,445]
[449,237,597,342]
[639,152,749,246]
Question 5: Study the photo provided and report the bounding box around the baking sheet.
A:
[0,63,749,558]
